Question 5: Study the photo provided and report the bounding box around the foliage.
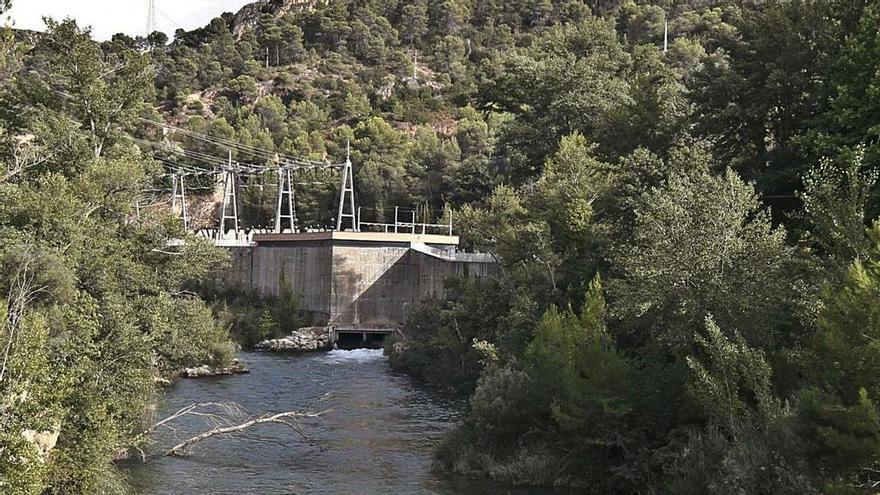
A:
[128,0,880,492]
[437,276,638,488]
[810,3,880,173]
[479,17,629,179]
[388,277,515,393]
[797,223,880,490]
[689,0,844,195]
[685,316,779,435]
[612,168,796,351]
[0,19,233,493]
[808,226,880,401]
[200,277,304,349]
[668,423,816,495]
[799,146,879,272]
[798,388,880,487]
[526,276,632,438]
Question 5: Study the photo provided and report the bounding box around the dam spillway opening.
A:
[335,331,388,350]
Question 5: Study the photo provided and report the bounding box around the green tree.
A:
[278,14,306,63]
[809,225,880,401]
[7,19,153,161]
[612,168,796,351]
[800,146,879,272]
[795,233,880,488]
[526,276,632,440]
[479,18,629,180]
[258,12,283,67]
[389,277,515,392]
[811,3,880,167]
[597,44,692,159]
[690,1,842,197]
[686,316,780,436]
[352,117,411,211]
[0,18,233,492]
[534,132,612,253]
[399,0,429,46]
[457,185,559,296]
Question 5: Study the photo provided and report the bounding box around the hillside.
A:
[124,0,874,229]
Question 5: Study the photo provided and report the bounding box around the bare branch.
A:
[1,137,55,184]
[164,409,329,457]
[131,402,241,445]
[131,396,332,461]
[1,249,49,383]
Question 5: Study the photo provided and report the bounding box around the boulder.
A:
[153,375,172,387]
[255,326,332,352]
[22,426,60,462]
[182,359,250,378]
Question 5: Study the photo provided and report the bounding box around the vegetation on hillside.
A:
[3,0,880,492]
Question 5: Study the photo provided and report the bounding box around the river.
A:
[125,350,566,494]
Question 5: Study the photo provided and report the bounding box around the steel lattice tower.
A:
[336,142,357,232]
[146,0,157,36]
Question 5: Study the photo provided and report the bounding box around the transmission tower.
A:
[171,174,189,230]
[275,168,299,233]
[219,150,240,239]
[146,0,157,36]
[336,142,357,232]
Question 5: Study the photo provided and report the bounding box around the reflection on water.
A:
[125,350,567,495]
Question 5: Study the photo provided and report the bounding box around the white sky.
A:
[8,0,255,41]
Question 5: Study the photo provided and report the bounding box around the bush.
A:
[668,424,816,495]
[436,277,639,489]
[198,279,303,349]
[387,278,515,393]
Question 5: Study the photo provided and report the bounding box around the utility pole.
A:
[171,173,189,230]
[412,49,418,81]
[663,20,669,53]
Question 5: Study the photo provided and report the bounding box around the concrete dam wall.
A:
[218,232,496,327]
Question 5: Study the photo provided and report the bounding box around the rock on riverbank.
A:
[255,326,332,352]
[182,359,250,378]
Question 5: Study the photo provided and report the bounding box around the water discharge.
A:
[125,350,563,494]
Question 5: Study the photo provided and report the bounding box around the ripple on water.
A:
[124,350,570,495]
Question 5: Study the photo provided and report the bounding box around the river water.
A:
[125,350,561,494]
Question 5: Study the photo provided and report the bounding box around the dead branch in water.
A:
[132,402,240,447]
[133,394,332,459]
[164,409,328,457]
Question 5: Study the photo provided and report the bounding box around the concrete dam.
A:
[217,230,497,334]
[159,135,496,339]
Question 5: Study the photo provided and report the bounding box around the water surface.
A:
[126,350,562,494]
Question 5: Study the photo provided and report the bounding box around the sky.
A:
[8,0,255,41]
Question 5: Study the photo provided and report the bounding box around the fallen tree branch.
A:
[164,409,329,457]
[131,402,236,446]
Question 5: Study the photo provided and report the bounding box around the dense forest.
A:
[2,0,880,493]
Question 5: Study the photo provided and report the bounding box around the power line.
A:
[49,89,338,171]
[139,118,342,168]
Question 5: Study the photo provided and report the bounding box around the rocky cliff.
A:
[232,0,322,38]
